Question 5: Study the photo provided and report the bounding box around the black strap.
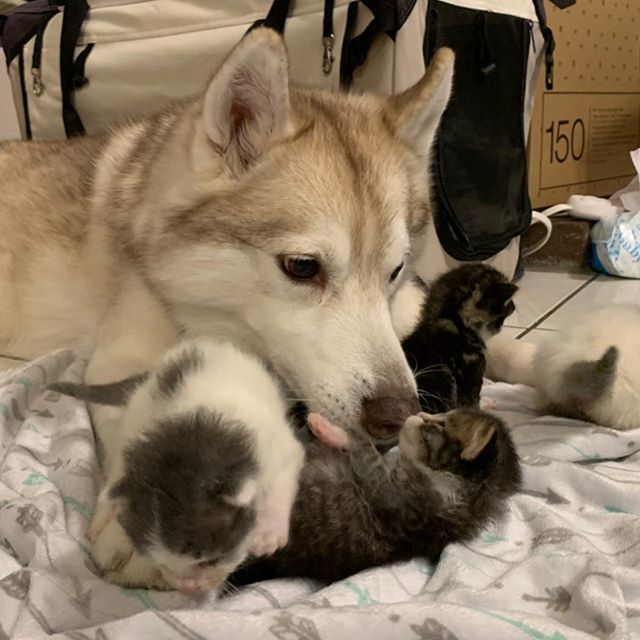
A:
[59,0,88,137]
[248,0,293,35]
[339,1,359,87]
[1,0,58,66]
[72,41,93,88]
[532,0,556,90]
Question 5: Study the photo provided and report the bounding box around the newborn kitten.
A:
[232,407,520,584]
[51,339,304,592]
[402,264,518,413]
[488,304,640,431]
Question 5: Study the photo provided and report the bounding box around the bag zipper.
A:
[322,0,335,74]
[31,12,56,96]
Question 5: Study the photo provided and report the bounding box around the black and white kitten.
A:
[401,264,518,413]
[51,339,304,592]
[232,407,521,584]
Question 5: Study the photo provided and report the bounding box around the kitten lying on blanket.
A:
[51,339,304,592]
[487,304,640,431]
[401,264,518,413]
[232,408,520,584]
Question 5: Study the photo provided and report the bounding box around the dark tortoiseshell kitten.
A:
[402,264,518,413]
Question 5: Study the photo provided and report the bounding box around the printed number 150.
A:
[545,119,586,164]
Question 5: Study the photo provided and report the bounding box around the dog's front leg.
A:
[83,275,180,588]
[85,273,180,465]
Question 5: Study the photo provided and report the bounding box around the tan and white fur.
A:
[0,29,453,584]
[78,339,305,591]
[487,304,640,430]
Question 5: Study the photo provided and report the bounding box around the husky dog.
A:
[0,29,454,443]
[52,339,304,591]
[487,304,640,430]
[0,28,453,582]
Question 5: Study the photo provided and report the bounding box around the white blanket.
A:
[1,351,639,640]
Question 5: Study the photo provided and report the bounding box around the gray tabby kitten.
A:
[231,408,520,585]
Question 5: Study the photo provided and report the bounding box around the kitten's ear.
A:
[203,27,294,174]
[445,415,497,461]
[496,282,518,302]
[564,346,619,400]
[109,479,129,501]
[222,478,257,508]
[385,47,454,157]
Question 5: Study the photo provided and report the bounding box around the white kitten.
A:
[52,338,305,592]
[487,304,640,431]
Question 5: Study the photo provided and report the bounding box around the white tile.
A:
[538,275,640,330]
[506,269,592,329]
[516,328,558,347]
[498,327,523,339]
[497,327,558,346]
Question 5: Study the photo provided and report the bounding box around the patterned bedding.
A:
[1,351,639,639]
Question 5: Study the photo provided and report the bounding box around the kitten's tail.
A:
[49,373,149,406]
[485,333,537,386]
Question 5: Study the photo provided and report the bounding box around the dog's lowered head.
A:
[131,29,454,440]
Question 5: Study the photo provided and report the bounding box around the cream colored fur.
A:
[487,305,640,431]
[0,29,453,587]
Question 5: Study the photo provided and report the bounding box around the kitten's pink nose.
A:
[361,388,420,439]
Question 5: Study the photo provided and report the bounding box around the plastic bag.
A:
[590,210,640,278]
[588,149,640,278]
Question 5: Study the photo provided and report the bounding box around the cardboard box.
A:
[528,1,640,208]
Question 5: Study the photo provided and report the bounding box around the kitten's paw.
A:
[251,514,289,557]
[417,411,447,426]
[109,552,172,591]
[479,397,498,412]
[91,511,134,574]
[87,501,118,545]
[307,413,351,449]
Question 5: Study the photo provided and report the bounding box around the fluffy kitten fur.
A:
[488,304,640,430]
[232,407,520,584]
[51,339,304,591]
[402,264,518,413]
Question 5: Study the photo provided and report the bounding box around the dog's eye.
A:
[389,262,404,282]
[280,255,320,282]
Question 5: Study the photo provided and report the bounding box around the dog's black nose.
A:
[361,388,420,440]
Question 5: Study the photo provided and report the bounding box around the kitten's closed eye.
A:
[197,556,222,568]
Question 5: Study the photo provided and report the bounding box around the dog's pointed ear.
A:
[385,47,454,157]
[203,28,293,174]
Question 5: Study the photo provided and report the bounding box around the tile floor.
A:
[1,268,639,372]
[504,268,640,344]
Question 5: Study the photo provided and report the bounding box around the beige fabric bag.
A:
[1,0,547,280]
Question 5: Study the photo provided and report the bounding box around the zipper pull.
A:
[528,21,537,53]
[32,68,43,96]
[322,34,335,75]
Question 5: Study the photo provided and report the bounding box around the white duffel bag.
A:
[0,0,558,280]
